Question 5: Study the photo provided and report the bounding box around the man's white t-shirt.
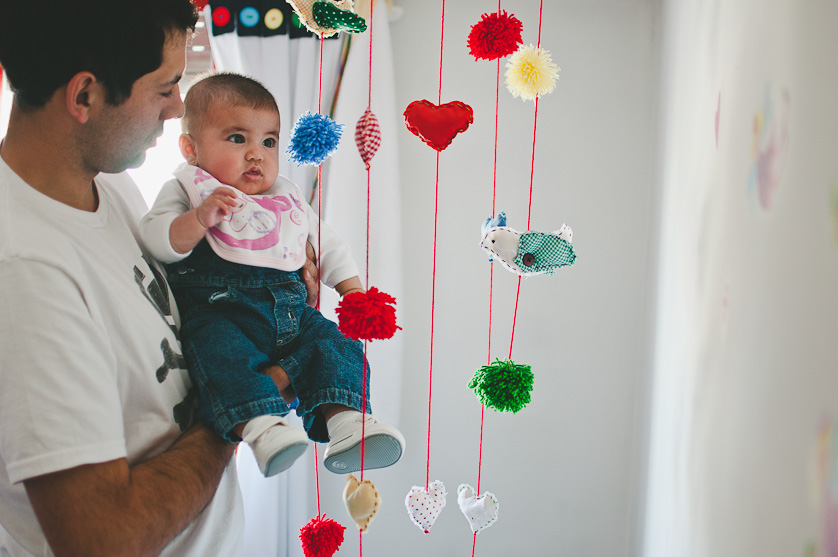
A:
[0,157,243,556]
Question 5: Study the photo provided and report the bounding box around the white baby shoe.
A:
[323,411,405,474]
[243,415,309,477]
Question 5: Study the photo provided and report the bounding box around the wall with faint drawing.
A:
[644,0,838,555]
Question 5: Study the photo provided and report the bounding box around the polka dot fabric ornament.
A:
[457,484,499,534]
[355,109,381,170]
[287,111,344,166]
[336,287,400,341]
[467,10,523,61]
[299,515,345,557]
[468,358,534,413]
[405,481,447,534]
[505,44,560,101]
[287,0,355,37]
[313,1,367,33]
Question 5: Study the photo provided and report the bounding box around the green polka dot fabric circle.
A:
[313,1,368,33]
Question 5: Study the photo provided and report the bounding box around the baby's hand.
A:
[196,187,239,229]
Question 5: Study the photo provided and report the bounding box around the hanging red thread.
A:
[424,0,447,492]
[473,2,502,553]
[358,3,376,554]
[507,0,544,360]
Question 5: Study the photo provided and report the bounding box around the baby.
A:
[140,72,404,477]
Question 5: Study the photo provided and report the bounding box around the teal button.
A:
[239,7,259,27]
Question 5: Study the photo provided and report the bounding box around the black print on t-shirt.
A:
[133,257,194,430]
[156,338,186,383]
[133,257,178,339]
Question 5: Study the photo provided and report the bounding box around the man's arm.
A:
[24,423,234,557]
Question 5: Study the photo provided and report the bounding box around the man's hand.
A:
[300,241,319,307]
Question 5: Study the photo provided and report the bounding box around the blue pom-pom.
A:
[287,111,344,166]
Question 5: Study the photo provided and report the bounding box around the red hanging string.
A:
[312,33,325,522]
[359,0,376,481]
[426,153,440,491]
[507,0,544,359]
[473,3,502,553]
[358,3,377,553]
[424,0,446,492]
[316,35,325,311]
[314,444,322,516]
[367,0,374,109]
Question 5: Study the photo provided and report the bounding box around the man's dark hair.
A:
[0,0,198,109]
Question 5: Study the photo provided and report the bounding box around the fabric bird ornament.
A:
[479,223,575,276]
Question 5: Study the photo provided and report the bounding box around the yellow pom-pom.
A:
[504,44,560,101]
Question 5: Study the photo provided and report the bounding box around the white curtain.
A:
[205,3,403,555]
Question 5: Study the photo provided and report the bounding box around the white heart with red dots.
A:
[405,481,447,534]
[457,483,499,534]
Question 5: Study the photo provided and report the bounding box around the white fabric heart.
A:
[405,480,447,534]
[457,483,499,534]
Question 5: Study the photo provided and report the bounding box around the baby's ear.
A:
[178,133,197,163]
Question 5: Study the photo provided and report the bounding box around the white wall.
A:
[645,0,838,556]
[312,1,660,555]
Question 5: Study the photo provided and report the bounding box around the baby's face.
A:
[190,105,280,195]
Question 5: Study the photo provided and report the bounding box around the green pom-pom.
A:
[468,358,534,413]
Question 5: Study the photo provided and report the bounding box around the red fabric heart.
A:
[403,100,474,152]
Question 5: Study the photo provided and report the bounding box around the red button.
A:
[212,6,231,27]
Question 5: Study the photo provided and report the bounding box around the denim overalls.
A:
[167,241,370,442]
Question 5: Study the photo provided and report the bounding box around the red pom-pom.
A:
[300,515,345,557]
[467,11,523,61]
[336,287,401,341]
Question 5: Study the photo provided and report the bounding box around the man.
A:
[0,1,316,554]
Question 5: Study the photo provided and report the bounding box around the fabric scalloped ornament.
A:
[467,10,523,61]
[405,481,447,534]
[336,287,401,341]
[479,224,576,277]
[355,109,381,170]
[468,358,534,413]
[457,484,499,534]
[403,100,474,152]
[505,44,560,101]
[299,515,345,557]
[343,474,380,532]
[287,0,355,38]
[313,1,367,33]
[287,111,344,167]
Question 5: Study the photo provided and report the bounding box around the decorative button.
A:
[264,8,284,30]
[239,6,260,27]
[522,253,535,267]
[212,6,231,27]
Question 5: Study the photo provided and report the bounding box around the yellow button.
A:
[264,8,283,30]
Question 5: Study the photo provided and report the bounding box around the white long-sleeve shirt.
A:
[140,164,358,289]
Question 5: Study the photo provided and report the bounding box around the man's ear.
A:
[65,72,99,124]
[179,133,197,163]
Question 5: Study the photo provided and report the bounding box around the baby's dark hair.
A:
[182,72,279,135]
